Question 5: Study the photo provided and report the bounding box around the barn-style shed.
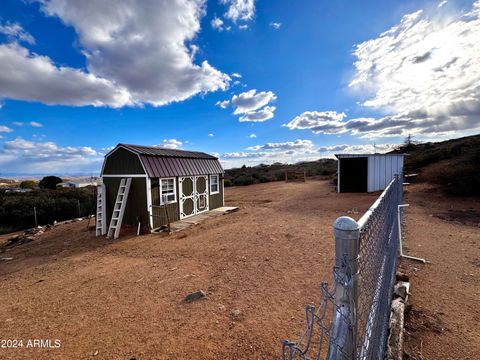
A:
[98,144,224,236]
[335,154,405,193]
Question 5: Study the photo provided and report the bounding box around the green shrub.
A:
[0,187,96,234]
[223,158,337,186]
[39,176,63,189]
[233,175,255,186]
[20,180,37,189]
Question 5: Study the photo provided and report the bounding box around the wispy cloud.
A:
[220,140,398,168]
[0,125,13,133]
[438,0,448,8]
[211,16,230,31]
[247,139,315,151]
[0,22,35,44]
[270,22,281,30]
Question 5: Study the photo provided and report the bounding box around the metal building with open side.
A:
[335,153,405,193]
[96,144,224,238]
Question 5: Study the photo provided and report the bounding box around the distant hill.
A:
[391,134,480,196]
[224,159,336,186]
[0,178,18,186]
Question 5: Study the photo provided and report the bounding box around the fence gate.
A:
[179,175,209,219]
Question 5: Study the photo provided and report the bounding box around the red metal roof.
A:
[140,155,223,177]
[111,144,223,177]
[120,143,217,159]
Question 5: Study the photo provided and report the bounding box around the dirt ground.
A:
[0,179,478,359]
[401,183,480,360]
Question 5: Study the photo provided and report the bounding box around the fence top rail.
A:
[357,175,398,229]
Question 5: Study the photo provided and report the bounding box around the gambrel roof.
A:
[102,144,224,178]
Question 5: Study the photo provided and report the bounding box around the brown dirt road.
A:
[0,180,478,359]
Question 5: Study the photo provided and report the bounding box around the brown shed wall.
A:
[103,177,149,228]
[102,147,145,175]
[209,177,224,210]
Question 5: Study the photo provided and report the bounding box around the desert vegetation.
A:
[224,159,336,186]
[395,134,480,196]
[0,186,96,234]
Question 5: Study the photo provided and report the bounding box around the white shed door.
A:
[179,175,209,219]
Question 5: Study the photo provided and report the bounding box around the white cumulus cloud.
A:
[239,105,276,122]
[287,2,480,139]
[218,89,277,122]
[0,43,131,107]
[0,0,230,108]
[221,0,255,23]
[348,1,480,138]
[284,111,347,134]
[216,99,230,109]
[0,138,101,173]
[158,139,183,149]
[231,89,277,114]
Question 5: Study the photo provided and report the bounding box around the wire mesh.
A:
[283,176,403,360]
[356,175,402,359]
[282,255,355,360]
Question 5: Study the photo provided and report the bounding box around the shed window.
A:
[160,178,176,204]
[210,175,219,194]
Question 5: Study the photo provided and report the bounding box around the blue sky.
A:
[0,0,479,175]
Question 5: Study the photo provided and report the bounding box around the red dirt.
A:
[401,183,480,359]
[0,180,478,359]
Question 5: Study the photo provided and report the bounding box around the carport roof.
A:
[335,153,407,159]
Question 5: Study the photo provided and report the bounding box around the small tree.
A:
[39,176,63,190]
[20,180,37,189]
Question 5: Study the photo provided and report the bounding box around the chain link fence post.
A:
[328,216,360,360]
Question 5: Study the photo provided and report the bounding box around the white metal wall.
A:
[367,155,403,192]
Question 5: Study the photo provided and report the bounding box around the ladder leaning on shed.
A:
[107,177,132,239]
[95,184,107,236]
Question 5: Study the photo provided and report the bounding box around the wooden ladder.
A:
[107,177,132,239]
[95,184,107,236]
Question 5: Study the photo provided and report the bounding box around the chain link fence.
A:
[283,175,403,360]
